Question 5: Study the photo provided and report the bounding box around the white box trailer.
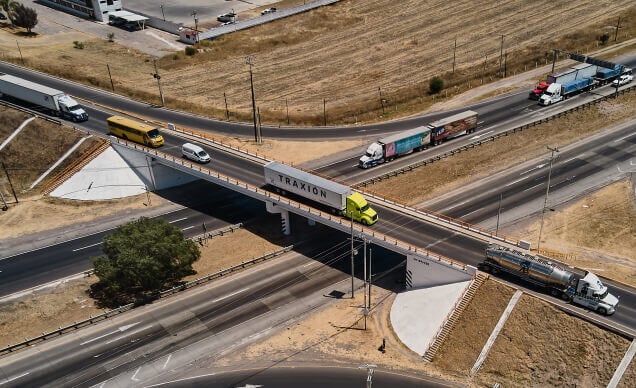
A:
[0,73,88,121]
[264,161,378,225]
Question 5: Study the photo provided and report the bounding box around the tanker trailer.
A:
[481,244,618,315]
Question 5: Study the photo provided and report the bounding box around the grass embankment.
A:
[1,1,634,126]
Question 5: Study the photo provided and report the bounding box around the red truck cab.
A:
[529,81,550,100]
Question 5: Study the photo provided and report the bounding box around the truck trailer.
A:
[538,76,595,106]
[0,73,88,122]
[595,65,626,85]
[358,126,430,169]
[427,110,478,145]
[264,161,378,225]
[481,244,618,315]
[358,110,478,169]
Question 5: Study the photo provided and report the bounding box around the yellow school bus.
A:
[106,115,164,147]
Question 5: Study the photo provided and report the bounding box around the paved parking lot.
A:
[123,0,278,25]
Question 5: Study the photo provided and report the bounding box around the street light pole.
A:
[191,10,199,43]
[246,56,259,143]
[537,146,559,251]
[160,3,165,21]
[496,193,502,236]
[350,211,355,298]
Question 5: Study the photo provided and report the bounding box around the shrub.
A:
[73,41,84,49]
[185,46,196,56]
[429,77,444,94]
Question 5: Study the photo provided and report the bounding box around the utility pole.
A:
[363,238,367,312]
[191,10,199,43]
[160,3,166,21]
[496,193,502,236]
[452,37,457,75]
[152,58,165,107]
[614,16,621,42]
[499,35,504,78]
[246,56,258,142]
[350,212,355,298]
[551,48,558,73]
[537,146,559,251]
[2,162,18,203]
[368,248,372,309]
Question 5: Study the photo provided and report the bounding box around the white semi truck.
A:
[0,73,88,122]
[264,161,378,225]
[481,244,618,315]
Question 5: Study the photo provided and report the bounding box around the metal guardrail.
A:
[159,245,293,298]
[354,83,636,188]
[0,227,292,357]
[0,99,63,125]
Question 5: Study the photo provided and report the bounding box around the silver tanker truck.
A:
[481,243,618,315]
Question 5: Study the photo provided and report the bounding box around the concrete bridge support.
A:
[266,201,291,235]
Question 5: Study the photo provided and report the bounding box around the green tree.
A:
[599,32,609,46]
[91,217,200,306]
[0,0,17,25]
[429,76,444,94]
[12,3,37,33]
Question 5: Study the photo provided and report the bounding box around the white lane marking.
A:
[162,354,172,370]
[614,133,635,142]
[562,157,578,164]
[469,130,493,139]
[0,372,30,385]
[72,242,102,252]
[181,226,195,231]
[131,367,141,382]
[105,325,152,345]
[439,200,468,212]
[80,322,141,345]
[505,176,530,187]
[169,217,187,223]
[521,163,546,175]
[303,262,317,268]
[462,208,482,217]
[523,183,542,192]
[212,287,249,303]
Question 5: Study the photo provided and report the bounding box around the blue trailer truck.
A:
[595,65,626,85]
[539,77,596,106]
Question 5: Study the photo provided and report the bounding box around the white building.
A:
[40,0,124,22]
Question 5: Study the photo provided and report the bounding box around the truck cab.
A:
[359,143,384,169]
[346,192,378,225]
[538,83,563,106]
[57,95,89,122]
[529,81,550,100]
[567,272,619,315]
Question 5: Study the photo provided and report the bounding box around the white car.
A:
[261,8,277,15]
[612,74,633,87]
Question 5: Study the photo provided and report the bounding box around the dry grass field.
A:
[0,1,634,125]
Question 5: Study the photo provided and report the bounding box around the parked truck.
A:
[264,161,378,225]
[595,64,626,85]
[530,64,596,100]
[358,126,431,169]
[538,76,596,106]
[0,73,88,121]
[481,244,619,315]
[358,110,478,168]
